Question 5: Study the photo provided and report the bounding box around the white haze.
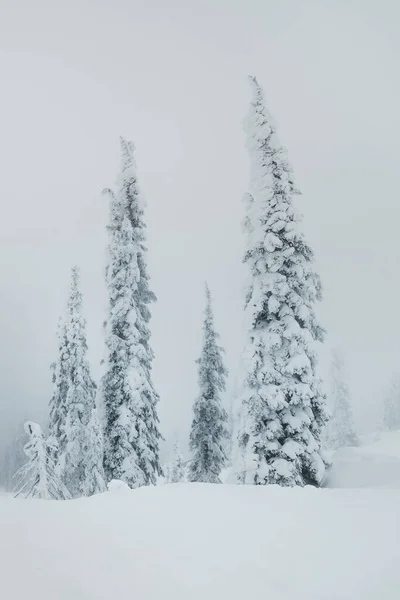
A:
[0,0,399,457]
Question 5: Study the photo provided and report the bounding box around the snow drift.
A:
[1,482,399,600]
[325,430,400,489]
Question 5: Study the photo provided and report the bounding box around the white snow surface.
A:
[1,481,400,599]
[325,430,400,489]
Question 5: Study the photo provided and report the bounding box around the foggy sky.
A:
[0,0,400,459]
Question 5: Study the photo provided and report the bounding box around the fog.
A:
[0,0,399,458]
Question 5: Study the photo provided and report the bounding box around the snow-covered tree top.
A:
[245,75,299,203]
[119,136,135,174]
[248,75,275,127]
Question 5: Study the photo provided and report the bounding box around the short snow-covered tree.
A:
[14,422,70,500]
[189,284,229,483]
[165,441,185,483]
[238,76,328,487]
[382,377,400,432]
[102,138,162,488]
[49,267,106,498]
[324,349,358,449]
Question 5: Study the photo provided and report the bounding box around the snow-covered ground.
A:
[325,430,400,489]
[2,431,400,599]
[0,480,399,600]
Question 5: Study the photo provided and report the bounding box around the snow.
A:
[0,482,399,599]
[2,432,400,598]
[325,430,400,489]
[107,478,131,492]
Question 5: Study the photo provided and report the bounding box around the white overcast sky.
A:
[0,0,399,456]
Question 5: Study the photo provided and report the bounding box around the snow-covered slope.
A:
[325,430,400,489]
[1,483,399,600]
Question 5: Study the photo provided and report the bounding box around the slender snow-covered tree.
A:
[165,441,185,483]
[101,138,162,488]
[189,284,229,483]
[14,422,70,500]
[48,267,105,498]
[48,318,69,463]
[382,377,400,432]
[62,266,105,497]
[324,349,358,449]
[238,76,328,487]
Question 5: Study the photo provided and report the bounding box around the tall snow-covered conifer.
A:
[48,267,105,497]
[238,76,328,487]
[324,349,358,449]
[189,285,228,483]
[102,138,162,488]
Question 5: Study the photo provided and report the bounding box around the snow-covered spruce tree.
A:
[324,349,358,449]
[63,266,105,497]
[189,284,229,483]
[48,318,70,464]
[382,378,400,432]
[49,267,106,498]
[165,441,185,483]
[101,138,162,488]
[238,76,328,487]
[14,422,70,500]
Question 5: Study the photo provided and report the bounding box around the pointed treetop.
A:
[247,74,275,124]
[248,75,267,107]
[119,136,135,173]
[245,75,297,196]
[204,282,214,325]
[248,74,261,93]
[70,265,80,288]
[68,265,82,314]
